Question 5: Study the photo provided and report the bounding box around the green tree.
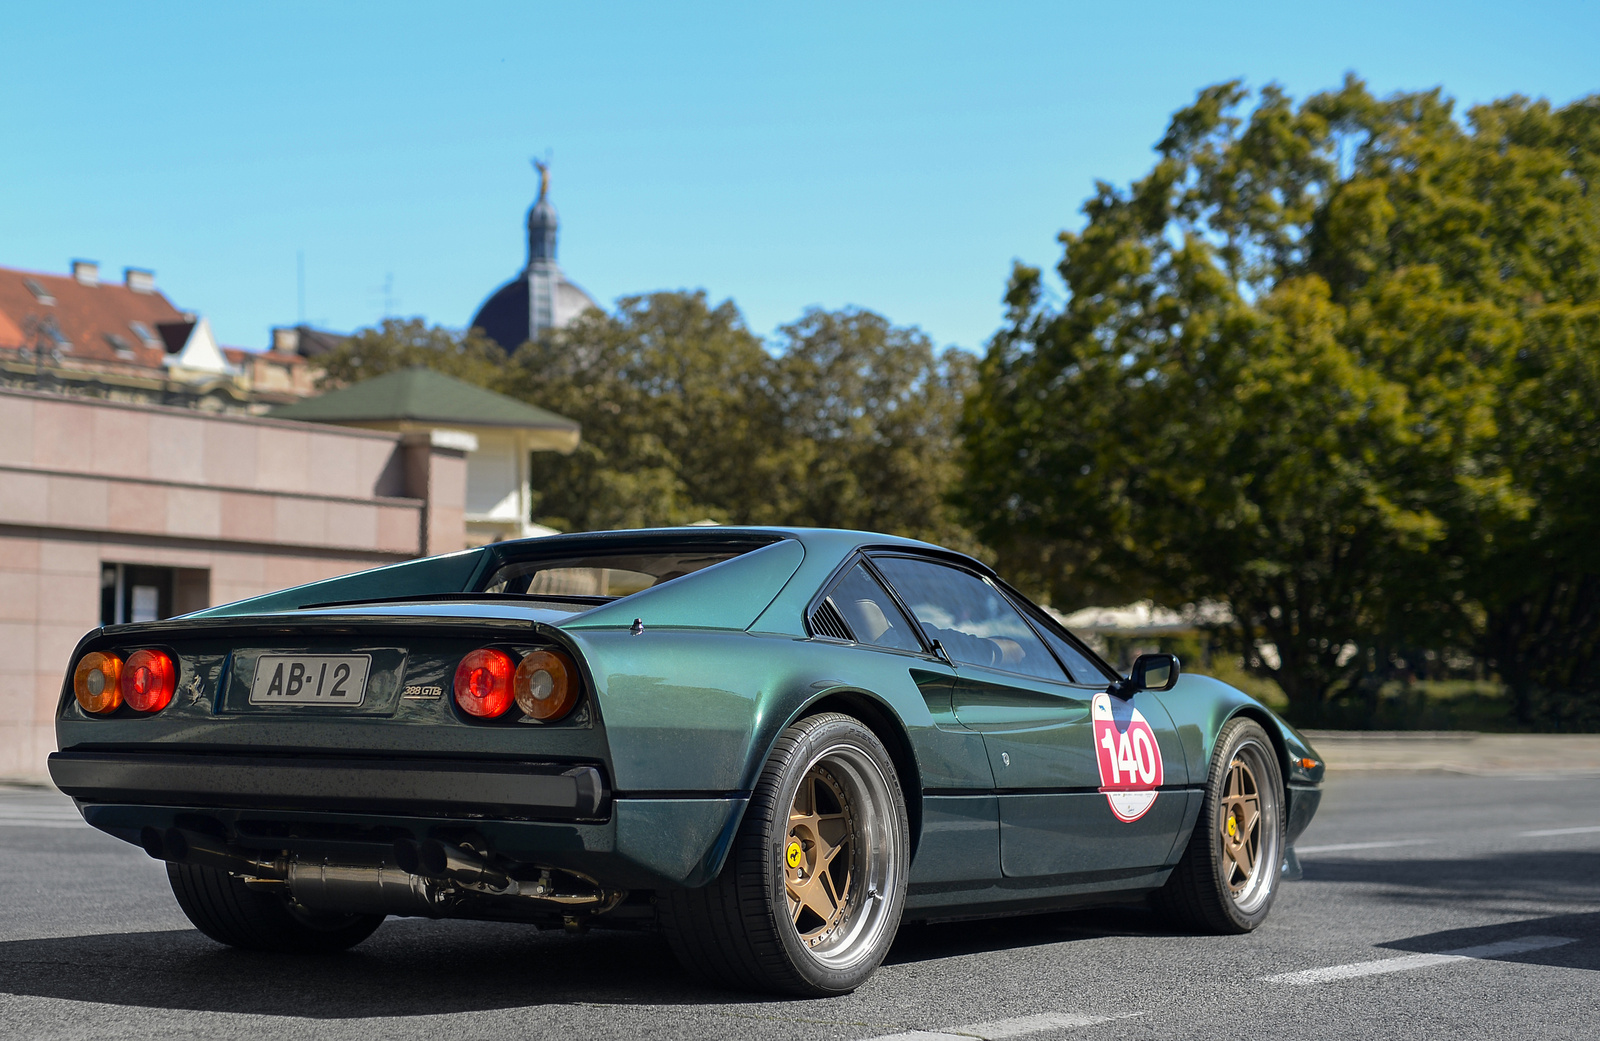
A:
[962,78,1600,722]
[502,291,786,531]
[319,297,979,547]
[1481,309,1600,726]
[772,308,978,549]
[314,318,505,389]
[501,293,978,546]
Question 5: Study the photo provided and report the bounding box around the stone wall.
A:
[0,388,467,779]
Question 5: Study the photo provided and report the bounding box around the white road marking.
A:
[0,816,87,829]
[0,805,84,829]
[867,1011,1133,1040]
[1520,825,1600,837]
[1263,935,1577,985]
[1294,839,1434,854]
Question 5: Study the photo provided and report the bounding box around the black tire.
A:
[661,712,910,996]
[167,863,385,953]
[1155,717,1285,933]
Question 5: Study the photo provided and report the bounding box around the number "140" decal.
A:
[1091,692,1163,822]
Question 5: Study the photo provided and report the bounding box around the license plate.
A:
[248,655,372,706]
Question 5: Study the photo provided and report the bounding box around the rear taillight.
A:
[122,649,176,712]
[73,651,123,714]
[454,648,515,718]
[514,649,579,722]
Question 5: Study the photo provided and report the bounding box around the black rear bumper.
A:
[48,751,608,821]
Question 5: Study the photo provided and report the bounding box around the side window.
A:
[1032,614,1114,684]
[815,563,924,653]
[873,557,1067,682]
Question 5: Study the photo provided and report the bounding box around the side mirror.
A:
[1110,652,1181,699]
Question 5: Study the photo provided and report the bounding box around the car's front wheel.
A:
[168,863,385,953]
[662,712,910,995]
[1155,716,1285,932]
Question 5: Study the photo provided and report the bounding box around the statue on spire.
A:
[532,157,550,203]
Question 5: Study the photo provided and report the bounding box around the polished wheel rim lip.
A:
[1219,738,1280,914]
[780,740,902,970]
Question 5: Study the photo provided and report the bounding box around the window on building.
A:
[24,279,55,305]
[100,564,210,625]
[128,321,158,348]
[35,315,70,351]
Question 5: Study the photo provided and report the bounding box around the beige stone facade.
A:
[0,387,468,779]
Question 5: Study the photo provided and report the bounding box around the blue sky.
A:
[3,2,1596,353]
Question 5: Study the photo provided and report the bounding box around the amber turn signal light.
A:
[74,651,124,714]
[122,649,177,713]
[1300,757,1319,770]
[454,648,515,718]
[514,649,579,722]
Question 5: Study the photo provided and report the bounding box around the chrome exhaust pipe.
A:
[286,857,444,917]
[141,827,624,919]
[141,826,286,880]
[394,838,511,891]
[392,838,624,911]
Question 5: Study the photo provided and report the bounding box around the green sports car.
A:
[50,527,1323,995]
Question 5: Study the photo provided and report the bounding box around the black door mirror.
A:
[1110,652,1181,699]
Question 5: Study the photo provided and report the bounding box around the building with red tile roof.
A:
[0,260,319,410]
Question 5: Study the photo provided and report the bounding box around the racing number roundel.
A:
[1091,692,1163,822]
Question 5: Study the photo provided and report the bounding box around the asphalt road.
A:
[1,771,1595,1040]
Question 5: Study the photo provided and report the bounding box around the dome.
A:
[469,161,599,353]
[472,272,598,353]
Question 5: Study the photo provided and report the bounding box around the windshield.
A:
[480,550,749,599]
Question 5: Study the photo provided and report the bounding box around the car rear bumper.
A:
[48,750,607,821]
[49,750,747,889]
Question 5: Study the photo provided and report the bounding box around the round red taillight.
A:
[73,651,124,714]
[514,649,580,722]
[121,649,177,712]
[454,648,514,718]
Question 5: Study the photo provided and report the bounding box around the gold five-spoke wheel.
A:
[785,765,856,946]
[1153,717,1283,933]
[660,713,909,995]
[1220,756,1261,893]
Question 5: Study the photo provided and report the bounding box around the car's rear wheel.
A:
[661,712,910,995]
[1155,717,1284,933]
[167,863,385,953]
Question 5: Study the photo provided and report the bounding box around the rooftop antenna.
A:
[296,250,306,326]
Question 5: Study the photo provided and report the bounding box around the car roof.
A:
[186,526,995,628]
[483,525,951,559]
[489,524,989,570]
[481,527,999,637]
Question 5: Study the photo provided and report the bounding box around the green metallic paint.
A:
[911,795,1002,886]
[613,798,749,887]
[1149,675,1322,786]
[188,549,491,618]
[563,539,806,632]
[1147,674,1325,854]
[572,629,992,794]
[748,530,948,638]
[53,527,1322,900]
[56,625,609,765]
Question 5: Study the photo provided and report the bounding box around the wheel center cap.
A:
[786,840,804,869]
